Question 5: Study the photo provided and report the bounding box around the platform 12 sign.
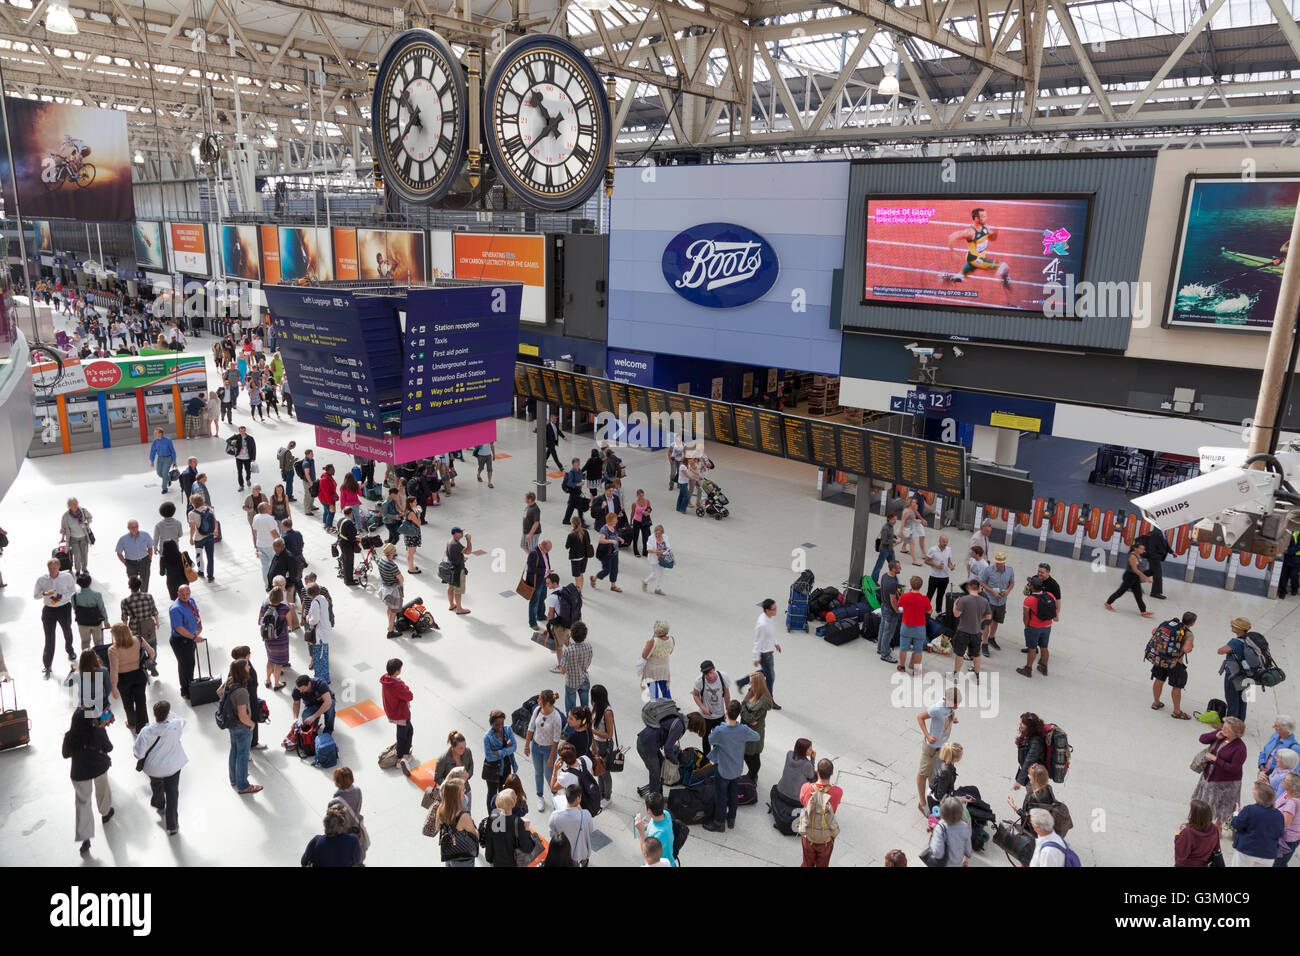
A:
[661,222,779,309]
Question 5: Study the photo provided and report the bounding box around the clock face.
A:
[484,35,612,211]
[371,30,466,205]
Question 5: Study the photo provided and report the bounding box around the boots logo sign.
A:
[661,222,779,309]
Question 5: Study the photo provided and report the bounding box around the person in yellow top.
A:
[944,207,1011,290]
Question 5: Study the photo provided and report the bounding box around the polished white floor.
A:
[0,351,1297,867]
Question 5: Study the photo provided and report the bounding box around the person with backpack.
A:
[1104,540,1154,617]
[524,689,564,802]
[1027,808,1078,866]
[71,572,109,652]
[550,740,600,815]
[703,699,760,833]
[381,659,415,777]
[797,758,843,865]
[591,512,623,592]
[186,494,217,581]
[1217,617,1281,722]
[549,783,594,866]
[445,527,471,616]
[636,792,677,866]
[1016,577,1058,679]
[218,660,263,795]
[558,619,593,711]
[258,586,291,690]
[1148,611,1197,717]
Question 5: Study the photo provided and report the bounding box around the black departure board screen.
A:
[557,371,578,408]
[608,381,629,416]
[526,367,544,401]
[782,417,811,463]
[837,426,867,475]
[732,407,759,451]
[898,438,931,489]
[573,376,594,411]
[807,421,839,470]
[540,368,561,404]
[667,392,690,420]
[590,379,613,416]
[644,388,668,419]
[515,365,531,397]
[709,401,735,445]
[929,444,967,497]
[624,385,650,419]
[868,432,897,479]
[756,410,785,457]
[687,398,712,441]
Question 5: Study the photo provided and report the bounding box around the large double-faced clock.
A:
[371,29,468,205]
[483,34,613,212]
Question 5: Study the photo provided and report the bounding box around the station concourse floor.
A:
[0,376,1297,867]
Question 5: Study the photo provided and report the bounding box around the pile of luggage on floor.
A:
[786,569,959,652]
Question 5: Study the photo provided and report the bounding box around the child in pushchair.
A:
[696,477,730,519]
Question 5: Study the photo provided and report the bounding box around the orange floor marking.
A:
[336,699,384,727]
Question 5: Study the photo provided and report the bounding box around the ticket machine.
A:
[142,385,176,436]
[104,393,141,446]
[30,398,62,457]
[64,395,102,452]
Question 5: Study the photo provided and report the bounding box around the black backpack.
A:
[259,606,279,642]
[511,695,540,739]
[555,584,582,627]
[1034,591,1057,621]
[214,685,237,730]
[570,758,603,817]
[198,509,215,536]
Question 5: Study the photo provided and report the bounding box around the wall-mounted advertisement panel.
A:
[278,226,334,283]
[862,195,1093,314]
[430,229,453,279]
[219,224,260,281]
[260,225,281,285]
[453,232,547,323]
[0,98,135,221]
[35,220,54,254]
[357,228,427,283]
[168,222,209,276]
[1164,175,1300,332]
[133,220,165,269]
[333,227,359,281]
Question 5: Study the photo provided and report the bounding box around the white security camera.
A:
[952,346,964,358]
[904,342,919,351]
[1133,466,1280,531]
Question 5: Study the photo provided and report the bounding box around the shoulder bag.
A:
[919,821,948,867]
[1191,738,1222,775]
[135,734,162,772]
[181,551,199,583]
[439,811,480,862]
[585,532,595,559]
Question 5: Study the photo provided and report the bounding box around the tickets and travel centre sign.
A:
[514,363,967,497]
[661,222,780,309]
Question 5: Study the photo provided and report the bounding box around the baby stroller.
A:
[696,478,730,520]
[393,596,439,636]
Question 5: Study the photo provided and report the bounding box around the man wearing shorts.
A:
[896,576,931,677]
[1017,577,1056,679]
[915,687,960,815]
[952,579,991,680]
[1150,611,1196,718]
[944,207,1012,289]
[474,442,495,488]
[979,553,1014,657]
[446,527,471,615]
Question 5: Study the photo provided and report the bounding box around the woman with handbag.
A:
[232,646,268,751]
[591,512,623,592]
[436,778,480,867]
[400,498,423,575]
[481,710,518,814]
[1191,716,1248,829]
[924,797,972,867]
[591,685,619,802]
[305,583,332,683]
[1175,798,1223,866]
[108,623,155,736]
[630,489,653,557]
[643,525,672,596]
[65,708,114,856]
[640,621,675,700]
[435,731,475,810]
[565,516,591,594]
[270,484,291,523]
[479,790,541,867]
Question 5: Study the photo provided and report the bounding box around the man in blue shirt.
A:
[168,584,204,700]
[292,675,335,734]
[703,700,760,832]
[114,520,155,592]
[561,457,588,528]
[149,427,177,493]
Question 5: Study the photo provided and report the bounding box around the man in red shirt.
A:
[896,576,933,677]
[1017,577,1058,679]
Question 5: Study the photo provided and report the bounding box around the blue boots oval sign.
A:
[661,222,779,308]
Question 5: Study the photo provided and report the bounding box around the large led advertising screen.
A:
[1164,175,1300,332]
[862,195,1092,314]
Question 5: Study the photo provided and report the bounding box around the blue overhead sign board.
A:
[264,286,382,435]
[401,284,523,436]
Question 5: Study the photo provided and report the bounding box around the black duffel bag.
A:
[992,820,1037,867]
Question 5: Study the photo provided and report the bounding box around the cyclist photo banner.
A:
[0,97,134,221]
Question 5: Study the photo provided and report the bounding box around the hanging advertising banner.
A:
[260,225,281,284]
[0,98,135,221]
[168,222,209,276]
[219,224,261,281]
[278,226,335,283]
[333,227,359,281]
[133,221,165,270]
[31,354,203,394]
[452,233,546,323]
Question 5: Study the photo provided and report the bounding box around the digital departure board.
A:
[557,371,578,408]
[625,385,650,419]
[709,400,735,445]
[837,426,867,475]
[868,432,897,479]
[591,379,613,416]
[540,368,561,405]
[608,381,629,417]
[898,438,931,489]
[929,443,967,497]
[526,367,544,401]
[644,388,668,419]
[687,398,713,441]
[807,421,839,470]
[515,365,531,397]
[667,392,690,420]
[573,376,594,411]
[756,410,785,457]
[732,407,759,451]
[782,417,811,463]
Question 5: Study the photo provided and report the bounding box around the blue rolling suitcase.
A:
[786,588,809,632]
